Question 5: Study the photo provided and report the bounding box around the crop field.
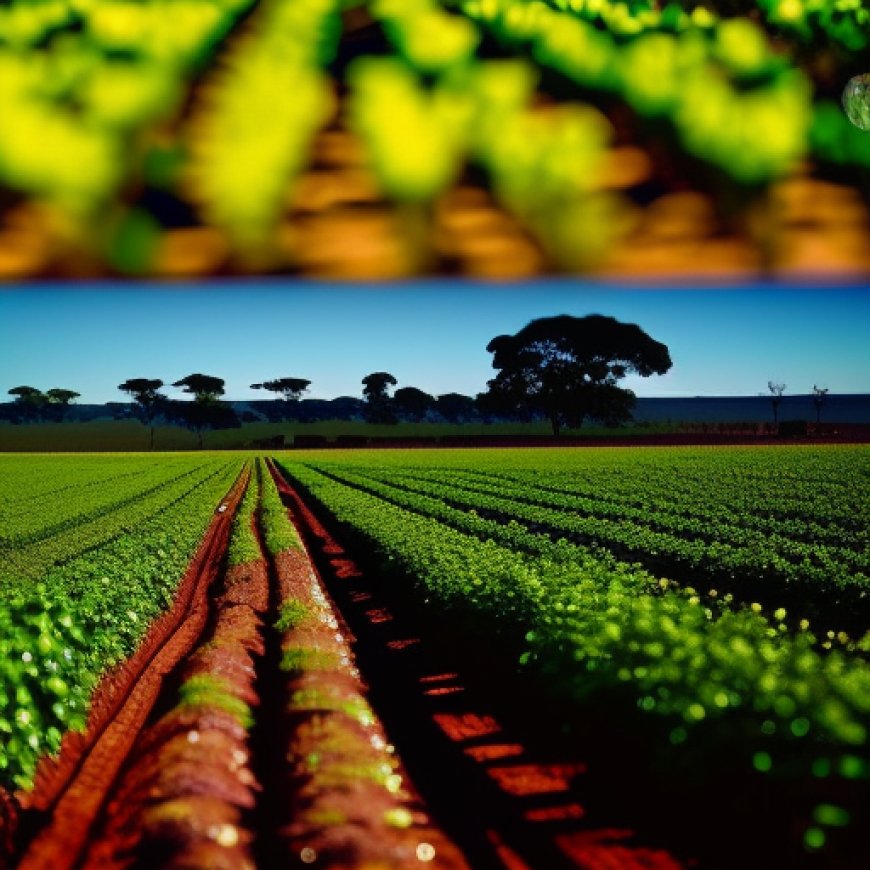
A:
[1,445,869,868]
[1,0,870,279]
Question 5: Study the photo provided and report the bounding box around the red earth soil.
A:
[12,469,249,870]
[271,543,470,869]
[80,558,268,870]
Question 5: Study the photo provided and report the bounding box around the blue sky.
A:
[0,280,868,403]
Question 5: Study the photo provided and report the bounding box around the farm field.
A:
[6,416,861,453]
[1,0,870,279]
[1,445,869,868]
[0,418,694,452]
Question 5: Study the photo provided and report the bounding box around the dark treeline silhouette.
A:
[5,386,81,423]
[2,316,861,445]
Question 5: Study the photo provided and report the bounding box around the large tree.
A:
[173,374,226,402]
[393,386,435,421]
[171,374,236,448]
[485,314,672,435]
[118,378,165,449]
[250,377,311,422]
[8,386,46,422]
[362,372,398,424]
[44,388,81,422]
[8,386,79,422]
[436,392,478,423]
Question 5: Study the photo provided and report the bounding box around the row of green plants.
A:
[0,0,867,275]
[379,462,866,559]
[738,0,869,55]
[0,455,152,512]
[348,47,623,268]
[305,459,868,633]
[1,459,236,585]
[227,459,261,566]
[316,443,864,525]
[276,449,870,859]
[184,0,342,267]
[394,464,865,551]
[0,456,244,791]
[451,0,811,186]
[0,456,211,547]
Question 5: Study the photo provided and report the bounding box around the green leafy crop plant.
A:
[280,647,343,673]
[177,673,254,728]
[0,455,245,790]
[259,461,303,555]
[227,464,261,567]
[275,599,313,631]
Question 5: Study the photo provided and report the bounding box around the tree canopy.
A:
[172,374,226,402]
[362,372,398,424]
[393,386,435,421]
[8,385,80,422]
[171,374,234,447]
[8,386,43,404]
[118,378,166,449]
[251,378,311,401]
[485,314,672,435]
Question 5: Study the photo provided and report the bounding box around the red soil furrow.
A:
[265,459,470,867]
[270,545,470,869]
[80,560,268,870]
[15,470,249,870]
[270,462,687,870]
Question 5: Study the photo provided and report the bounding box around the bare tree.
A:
[812,385,829,425]
[768,381,786,426]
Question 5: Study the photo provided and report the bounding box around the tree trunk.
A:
[150,424,155,450]
[550,414,561,437]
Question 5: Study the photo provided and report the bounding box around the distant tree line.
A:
[0,315,839,447]
[4,386,81,422]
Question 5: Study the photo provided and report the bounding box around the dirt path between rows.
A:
[270,463,689,870]
[12,462,471,869]
[13,470,249,869]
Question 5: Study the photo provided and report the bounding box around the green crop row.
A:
[227,463,260,566]
[184,0,341,268]
[390,464,865,552]
[260,460,303,554]
[0,456,212,547]
[0,0,252,224]
[0,0,866,276]
[302,459,868,634]
[342,462,867,596]
[451,0,811,186]
[348,52,623,267]
[0,456,244,790]
[1,459,238,585]
[735,0,870,54]
[277,455,870,857]
[0,456,152,508]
